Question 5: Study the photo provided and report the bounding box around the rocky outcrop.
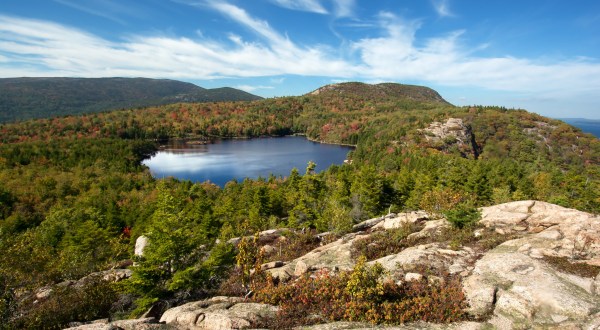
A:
[421,118,469,144]
[463,201,600,328]
[226,228,288,246]
[267,233,363,281]
[159,296,278,329]
[65,317,170,330]
[351,211,429,232]
[73,201,600,329]
[420,118,480,158]
[371,243,477,280]
[35,268,133,302]
[479,200,600,262]
[264,201,600,328]
[463,245,600,328]
[266,214,460,282]
[371,211,429,230]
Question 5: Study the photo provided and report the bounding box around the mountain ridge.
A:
[0,77,262,123]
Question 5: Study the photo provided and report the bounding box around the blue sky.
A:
[1,1,600,119]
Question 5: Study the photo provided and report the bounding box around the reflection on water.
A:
[143,136,352,186]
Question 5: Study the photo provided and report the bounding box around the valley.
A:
[0,82,598,329]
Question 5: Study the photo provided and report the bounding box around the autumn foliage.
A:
[253,257,467,328]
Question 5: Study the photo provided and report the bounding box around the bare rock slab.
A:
[463,244,600,328]
[160,296,278,330]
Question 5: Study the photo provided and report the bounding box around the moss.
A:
[543,256,600,278]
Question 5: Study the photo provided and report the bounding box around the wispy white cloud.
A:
[1,7,600,111]
[269,0,328,14]
[268,0,354,17]
[207,1,291,49]
[0,13,350,79]
[351,12,600,95]
[431,0,454,18]
[332,0,356,18]
[234,84,275,92]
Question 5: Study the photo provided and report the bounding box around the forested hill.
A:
[0,82,599,328]
[0,77,262,123]
[309,82,451,105]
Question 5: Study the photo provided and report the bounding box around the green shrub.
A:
[443,206,481,229]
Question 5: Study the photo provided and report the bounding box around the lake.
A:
[143,136,353,186]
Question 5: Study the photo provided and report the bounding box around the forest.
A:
[0,82,598,328]
[0,77,262,123]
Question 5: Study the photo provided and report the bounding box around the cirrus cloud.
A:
[1,5,600,109]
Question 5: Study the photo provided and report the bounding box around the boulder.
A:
[372,211,429,230]
[352,215,386,231]
[227,228,289,246]
[35,286,53,300]
[370,243,477,280]
[260,260,284,271]
[480,200,600,241]
[260,244,277,255]
[294,260,311,276]
[76,269,133,287]
[100,268,133,282]
[404,273,423,282]
[64,317,168,330]
[266,233,364,282]
[135,235,149,257]
[406,219,450,240]
[35,269,133,301]
[159,296,278,329]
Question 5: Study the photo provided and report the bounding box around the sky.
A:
[1,1,600,119]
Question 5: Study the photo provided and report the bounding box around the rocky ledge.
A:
[69,201,600,329]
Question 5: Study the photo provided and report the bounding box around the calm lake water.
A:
[143,136,353,186]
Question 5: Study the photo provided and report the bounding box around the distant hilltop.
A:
[309,82,451,105]
[0,77,262,123]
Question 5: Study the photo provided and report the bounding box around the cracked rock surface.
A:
[464,201,600,329]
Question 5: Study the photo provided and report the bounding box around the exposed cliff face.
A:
[420,118,481,159]
[67,201,600,329]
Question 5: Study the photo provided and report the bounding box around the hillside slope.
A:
[0,77,262,122]
[309,82,451,105]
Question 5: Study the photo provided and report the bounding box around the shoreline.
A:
[158,134,357,149]
[294,133,357,148]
